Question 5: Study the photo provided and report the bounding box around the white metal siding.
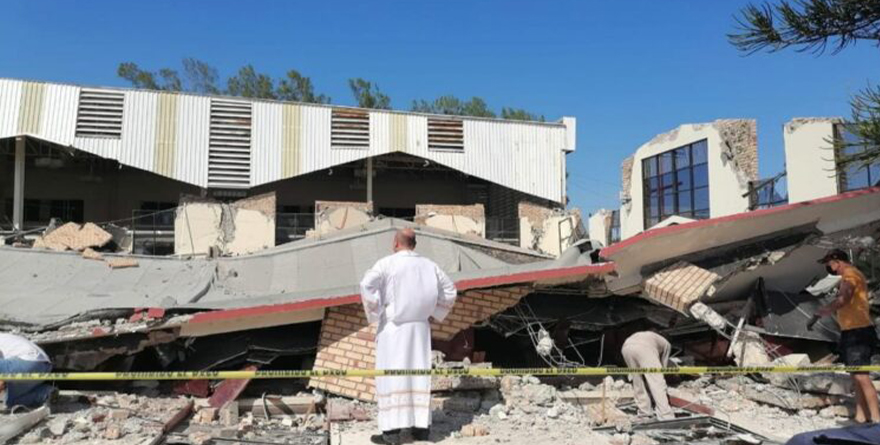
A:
[119,90,158,173]
[300,106,333,174]
[251,101,282,185]
[0,79,571,202]
[175,95,211,188]
[0,80,23,138]
[40,83,78,145]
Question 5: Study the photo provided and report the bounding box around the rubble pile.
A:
[11,394,188,444]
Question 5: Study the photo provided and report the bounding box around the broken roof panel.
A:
[0,218,612,330]
[601,187,880,295]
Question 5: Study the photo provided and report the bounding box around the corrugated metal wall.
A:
[0,79,571,202]
[175,95,210,187]
[251,101,282,186]
[0,80,23,137]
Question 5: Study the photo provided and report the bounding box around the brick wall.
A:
[310,304,377,401]
[643,261,720,312]
[309,285,530,401]
[715,119,758,182]
[621,156,634,203]
[430,286,530,341]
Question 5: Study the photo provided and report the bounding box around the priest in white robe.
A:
[360,228,457,445]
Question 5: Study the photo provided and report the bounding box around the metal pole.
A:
[12,137,25,232]
[366,157,373,205]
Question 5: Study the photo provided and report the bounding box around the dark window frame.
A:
[642,139,709,229]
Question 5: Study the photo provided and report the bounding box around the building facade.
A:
[0,78,579,254]
[589,117,879,247]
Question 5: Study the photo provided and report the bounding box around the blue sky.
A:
[1,1,874,212]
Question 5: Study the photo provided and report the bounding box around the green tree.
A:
[277,70,330,103]
[117,62,181,91]
[501,107,545,122]
[348,78,391,109]
[226,65,277,99]
[181,58,220,94]
[117,60,331,104]
[729,0,880,166]
[412,95,544,120]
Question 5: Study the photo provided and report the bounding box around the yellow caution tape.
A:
[0,366,877,381]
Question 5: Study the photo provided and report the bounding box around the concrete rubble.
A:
[0,186,877,443]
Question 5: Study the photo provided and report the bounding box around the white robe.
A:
[360,250,457,432]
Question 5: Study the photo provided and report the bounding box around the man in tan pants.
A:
[621,331,674,420]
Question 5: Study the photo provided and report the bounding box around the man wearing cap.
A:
[817,249,879,423]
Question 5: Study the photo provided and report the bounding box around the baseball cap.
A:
[817,248,849,264]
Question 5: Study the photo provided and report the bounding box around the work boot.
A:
[412,427,430,441]
[370,429,402,445]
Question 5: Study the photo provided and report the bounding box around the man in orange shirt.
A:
[817,249,879,424]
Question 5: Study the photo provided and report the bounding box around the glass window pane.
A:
[870,162,880,187]
[650,197,660,217]
[676,168,691,190]
[694,187,710,211]
[694,209,710,219]
[661,172,675,191]
[678,191,692,213]
[691,140,708,165]
[692,164,709,188]
[659,152,673,174]
[843,164,870,191]
[642,157,656,178]
[648,216,660,227]
[674,148,690,168]
[680,210,693,218]
[662,193,675,216]
[647,176,659,192]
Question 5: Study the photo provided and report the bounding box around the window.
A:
[331,108,370,150]
[609,210,621,244]
[75,89,124,139]
[428,117,464,151]
[642,139,709,228]
[208,99,252,189]
[136,201,176,229]
[5,199,84,224]
[836,124,880,192]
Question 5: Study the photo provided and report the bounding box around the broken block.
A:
[103,425,123,440]
[460,424,489,437]
[196,407,218,424]
[109,409,130,421]
[219,402,239,426]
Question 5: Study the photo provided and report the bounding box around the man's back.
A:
[0,334,49,362]
[838,265,872,330]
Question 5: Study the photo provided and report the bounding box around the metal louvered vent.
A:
[428,117,464,151]
[75,89,124,139]
[208,99,252,189]
[331,109,370,150]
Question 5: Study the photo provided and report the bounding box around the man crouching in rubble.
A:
[360,228,458,445]
[0,333,54,409]
[816,249,880,424]
[622,331,674,421]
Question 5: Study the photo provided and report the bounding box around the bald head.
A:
[394,228,417,251]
